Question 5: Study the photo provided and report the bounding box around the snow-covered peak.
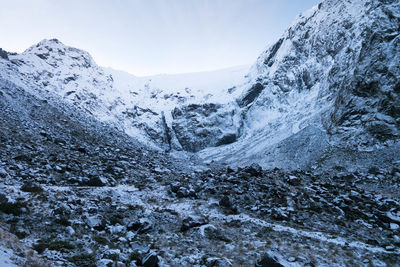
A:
[22,38,96,69]
[1,38,250,150]
[200,0,400,169]
[1,0,398,167]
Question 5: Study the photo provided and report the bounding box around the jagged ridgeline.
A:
[0,0,400,266]
[1,0,399,173]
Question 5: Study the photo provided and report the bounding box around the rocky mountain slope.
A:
[2,0,398,175]
[0,40,249,152]
[200,0,400,172]
[0,74,399,266]
[1,0,400,266]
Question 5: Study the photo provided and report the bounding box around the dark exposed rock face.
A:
[201,0,400,172]
[142,252,159,267]
[253,0,400,147]
[215,133,237,147]
[255,254,283,267]
[329,11,400,145]
[171,103,240,152]
[0,48,8,60]
[237,82,264,108]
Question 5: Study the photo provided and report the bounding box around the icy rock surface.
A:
[1,0,398,172]
[1,0,400,266]
[171,103,241,152]
[200,0,400,171]
[0,40,249,151]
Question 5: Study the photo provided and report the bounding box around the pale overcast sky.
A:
[0,0,320,76]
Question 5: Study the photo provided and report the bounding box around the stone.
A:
[97,259,114,267]
[86,215,105,230]
[14,226,29,239]
[385,245,395,251]
[170,183,196,198]
[0,194,7,204]
[216,133,237,146]
[286,175,301,186]
[219,196,232,208]
[203,225,232,242]
[86,176,107,187]
[255,254,284,267]
[181,216,208,232]
[129,242,150,263]
[0,48,8,60]
[205,257,232,267]
[126,231,136,241]
[176,187,190,198]
[0,167,8,178]
[103,249,121,261]
[390,223,399,230]
[142,252,159,267]
[127,218,152,234]
[243,163,263,177]
[154,167,170,174]
[21,182,43,193]
[109,225,126,234]
[66,226,75,235]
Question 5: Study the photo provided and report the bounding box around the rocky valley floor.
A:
[1,156,400,266]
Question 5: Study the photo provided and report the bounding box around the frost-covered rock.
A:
[0,167,8,178]
[86,214,105,230]
[200,0,400,171]
[141,252,159,267]
[255,253,283,267]
[0,48,8,60]
[0,40,248,151]
[0,0,398,174]
[171,103,240,152]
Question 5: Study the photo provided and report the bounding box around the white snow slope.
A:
[0,40,249,149]
[200,0,400,169]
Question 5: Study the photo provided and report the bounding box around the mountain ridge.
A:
[200,0,400,172]
[1,0,400,266]
[1,0,399,174]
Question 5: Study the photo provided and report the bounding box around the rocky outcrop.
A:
[0,48,8,60]
[237,82,264,108]
[200,0,400,172]
[329,3,400,146]
[247,0,400,145]
[0,39,249,151]
[171,103,240,152]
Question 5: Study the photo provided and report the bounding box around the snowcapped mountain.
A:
[2,1,400,266]
[200,0,400,171]
[0,39,249,150]
[0,0,399,173]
